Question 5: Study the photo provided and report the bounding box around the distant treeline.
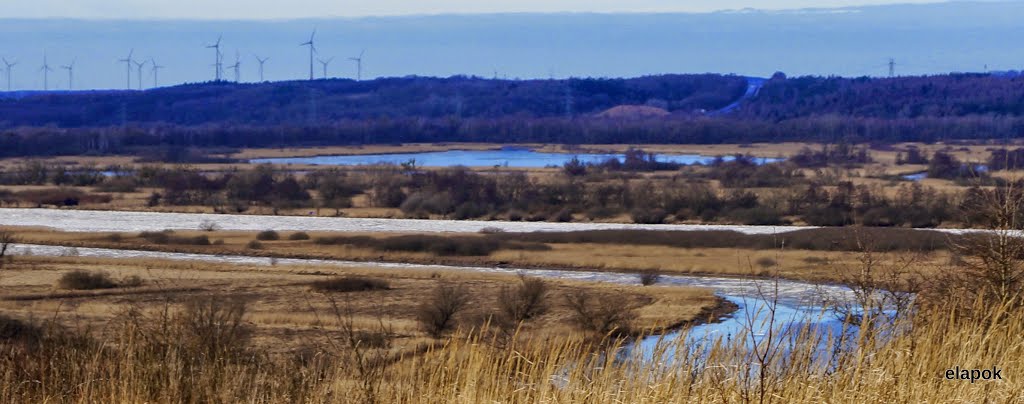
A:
[2,73,1024,157]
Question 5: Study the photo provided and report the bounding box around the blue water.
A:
[902,172,927,181]
[251,148,783,168]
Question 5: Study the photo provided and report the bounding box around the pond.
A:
[250,148,783,168]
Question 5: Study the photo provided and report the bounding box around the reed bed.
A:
[1,297,1020,403]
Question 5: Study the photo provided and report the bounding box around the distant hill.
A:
[0,74,746,128]
[3,72,1024,157]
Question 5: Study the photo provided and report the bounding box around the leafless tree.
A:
[946,179,1024,307]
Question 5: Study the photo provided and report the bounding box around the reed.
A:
[0,297,1019,403]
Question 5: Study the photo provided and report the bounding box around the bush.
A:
[179,295,252,358]
[138,231,209,245]
[256,230,280,241]
[565,289,635,336]
[198,220,219,232]
[310,276,391,293]
[246,240,263,250]
[639,269,662,286]
[755,257,778,268]
[631,208,668,224]
[0,315,42,343]
[549,208,573,223]
[497,276,549,325]
[57,270,119,290]
[139,230,172,244]
[95,177,138,193]
[287,232,311,241]
[416,282,471,338]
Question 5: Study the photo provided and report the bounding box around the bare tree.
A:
[946,179,1024,307]
[826,232,923,326]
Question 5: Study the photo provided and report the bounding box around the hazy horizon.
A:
[6,0,957,19]
[1,1,1022,91]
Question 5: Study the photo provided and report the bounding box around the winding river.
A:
[8,242,853,360]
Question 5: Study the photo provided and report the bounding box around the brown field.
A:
[4,226,947,286]
[0,253,722,353]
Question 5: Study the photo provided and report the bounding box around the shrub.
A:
[497,276,549,325]
[549,208,573,223]
[565,289,635,336]
[755,257,778,268]
[0,315,42,343]
[288,232,311,241]
[95,177,138,193]
[416,282,471,338]
[310,276,391,293]
[478,227,505,234]
[57,270,119,290]
[639,269,662,286]
[198,220,219,232]
[631,208,668,224]
[256,230,280,241]
[139,230,172,244]
[246,240,263,250]
[179,295,252,358]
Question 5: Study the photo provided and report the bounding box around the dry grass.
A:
[0,281,1020,402]
[5,226,956,286]
[0,254,718,353]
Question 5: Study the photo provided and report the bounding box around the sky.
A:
[0,1,1021,90]
[8,0,948,19]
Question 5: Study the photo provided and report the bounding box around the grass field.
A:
[0,253,721,353]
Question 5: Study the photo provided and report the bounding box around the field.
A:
[2,139,1024,402]
[3,226,952,287]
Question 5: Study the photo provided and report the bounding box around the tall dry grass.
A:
[1,295,1020,403]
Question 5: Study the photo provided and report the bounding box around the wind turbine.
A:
[3,58,17,91]
[228,51,241,82]
[150,58,164,87]
[39,54,53,91]
[255,55,269,82]
[118,49,134,89]
[349,49,365,81]
[60,59,75,90]
[133,59,147,90]
[300,30,316,80]
[206,35,222,81]
[318,57,333,79]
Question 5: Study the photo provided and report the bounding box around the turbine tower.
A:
[39,54,53,91]
[206,35,223,81]
[255,55,269,82]
[318,57,333,79]
[349,49,365,81]
[118,49,134,89]
[60,59,75,90]
[133,59,147,90]
[228,51,241,82]
[151,58,164,87]
[3,58,17,91]
[300,30,316,80]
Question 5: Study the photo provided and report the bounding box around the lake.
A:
[250,148,783,168]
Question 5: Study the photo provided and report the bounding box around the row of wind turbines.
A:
[0,30,366,92]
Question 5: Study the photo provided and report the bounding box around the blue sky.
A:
[8,0,947,19]
[0,1,1020,90]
